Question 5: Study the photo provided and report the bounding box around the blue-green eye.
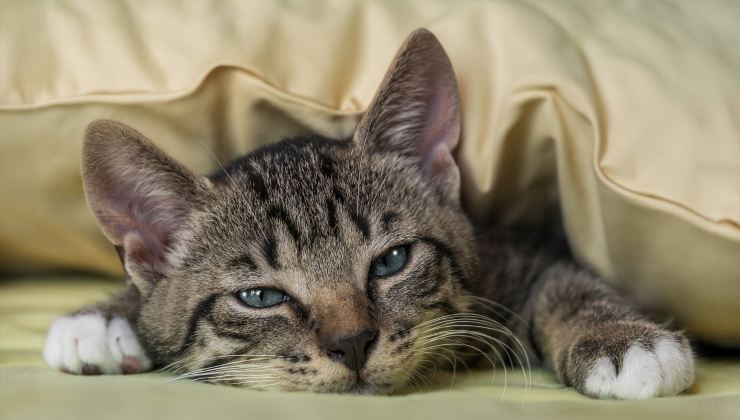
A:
[238,288,290,308]
[370,245,409,277]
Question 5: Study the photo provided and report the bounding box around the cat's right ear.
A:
[82,120,212,293]
[354,29,461,199]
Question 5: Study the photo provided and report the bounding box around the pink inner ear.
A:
[355,30,462,189]
[83,119,205,281]
[94,173,190,274]
[418,79,460,179]
[429,144,458,178]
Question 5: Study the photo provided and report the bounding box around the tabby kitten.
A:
[44,29,694,399]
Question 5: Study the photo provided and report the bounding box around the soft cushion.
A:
[0,0,738,344]
[1,277,739,419]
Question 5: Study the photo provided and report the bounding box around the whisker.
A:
[176,365,275,381]
[421,338,505,394]
[420,319,532,398]
[413,312,538,400]
[463,299,535,400]
[463,301,535,399]
[468,296,530,329]
[415,312,533,394]
[416,350,458,390]
[166,353,286,384]
[162,353,285,374]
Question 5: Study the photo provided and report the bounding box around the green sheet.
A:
[1,277,738,419]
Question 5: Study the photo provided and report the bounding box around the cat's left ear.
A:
[354,28,461,198]
[82,120,213,294]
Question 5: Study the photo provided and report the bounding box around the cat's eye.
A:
[238,288,290,308]
[370,245,409,277]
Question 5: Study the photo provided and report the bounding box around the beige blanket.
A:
[1,0,739,344]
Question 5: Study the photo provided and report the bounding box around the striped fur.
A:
[49,29,694,397]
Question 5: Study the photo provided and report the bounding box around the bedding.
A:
[1,0,739,343]
[0,1,739,415]
[1,277,738,420]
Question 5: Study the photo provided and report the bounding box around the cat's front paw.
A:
[43,313,152,375]
[567,325,694,399]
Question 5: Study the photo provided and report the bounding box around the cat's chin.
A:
[331,379,394,396]
[295,372,399,395]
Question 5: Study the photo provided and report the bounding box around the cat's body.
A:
[44,29,694,399]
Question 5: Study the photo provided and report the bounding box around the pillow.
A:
[1,0,738,344]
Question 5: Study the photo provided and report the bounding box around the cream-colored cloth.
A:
[2,277,740,420]
[1,0,739,344]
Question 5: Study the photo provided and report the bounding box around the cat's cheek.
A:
[43,313,152,375]
[581,337,695,399]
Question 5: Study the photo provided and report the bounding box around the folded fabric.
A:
[1,0,738,343]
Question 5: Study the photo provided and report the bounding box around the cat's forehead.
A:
[194,136,425,268]
[215,136,350,183]
[212,136,419,214]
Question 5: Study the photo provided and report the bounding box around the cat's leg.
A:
[527,263,695,399]
[43,285,152,375]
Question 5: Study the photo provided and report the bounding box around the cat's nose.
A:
[323,330,378,372]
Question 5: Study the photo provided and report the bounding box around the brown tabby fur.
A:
[73,29,691,395]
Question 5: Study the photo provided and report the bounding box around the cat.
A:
[43,29,694,399]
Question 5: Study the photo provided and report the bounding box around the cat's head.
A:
[82,29,480,393]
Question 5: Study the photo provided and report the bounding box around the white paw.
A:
[583,337,694,399]
[43,313,152,375]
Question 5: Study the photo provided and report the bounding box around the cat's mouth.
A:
[341,377,393,395]
[311,369,398,395]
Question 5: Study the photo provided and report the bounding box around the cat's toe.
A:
[582,357,617,398]
[654,336,695,396]
[106,317,152,374]
[583,336,694,399]
[610,344,664,399]
[43,313,151,375]
[44,314,110,374]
